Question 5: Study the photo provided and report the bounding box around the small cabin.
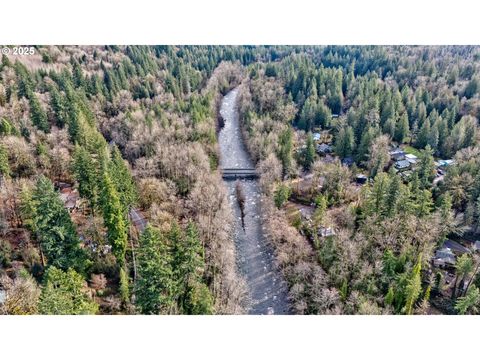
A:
[316,143,332,155]
[390,149,406,162]
[312,132,321,142]
[433,247,456,268]
[395,160,411,171]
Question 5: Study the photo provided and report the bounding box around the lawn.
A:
[403,145,422,157]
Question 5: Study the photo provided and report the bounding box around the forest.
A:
[0,45,479,314]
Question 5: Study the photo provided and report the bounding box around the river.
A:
[218,88,290,315]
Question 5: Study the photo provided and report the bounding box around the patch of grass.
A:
[403,145,422,157]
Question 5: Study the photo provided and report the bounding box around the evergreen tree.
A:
[298,96,316,131]
[31,176,86,272]
[313,194,327,226]
[0,117,14,136]
[439,192,455,242]
[464,77,479,99]
[72,145,99,211]
[108,146,137,213]
[171,222,211,314]
[49,85,67,127]
[29,93,49,132]
[39,267,98,315]
[455,285,480,314]
[384,172,401,217]
[274,183,291,209]
[0,144,10,180]
[119,267,130,305]
[356,127,376,164]
[385,286,395,306]
[417,145,435,189]
[394,113,409,143]
[416,189,433,217]
[15,61,34,99]
[416,117,430,149]
[135,225,175,314]
[101,172,128,268]
[304,132,315,170]
[367,172,389,215]
[315,101,332,128]
[278,128,293,177]
[383,117,396,139]
[334,125,355,158]
[404,256,422,315]
[185,282,214,314]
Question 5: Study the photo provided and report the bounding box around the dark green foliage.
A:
[394,113,409,143]
[30,176,87,272]
[0,238,12,267]
[416,145,435,189]
[29,93,49,132]
[334,125,354,158]
[172,222,212,314]
[72,145,100,211]
[0,117,16,136]
[464,77,479,99]
[49,85,67,127]
[135,222,212,315]
[39,267,98,315]
[274,183,291,209]
[318,236,337,270]
[135,225,175,314]
[0,144,10,180]
[278,128,294,177]
[100,172,128,268]
[108,146,137,213]
[303,132,316,170]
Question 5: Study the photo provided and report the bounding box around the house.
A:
[390,149,406,161]
[433,247,456,268]
[318,226,336,237]
[355,174,368,185]
[59,187,80,212]
[395,160,411,171]
[405,154,418,164]
[444,239,470,255]
[312,132,321,141]
[332,114,339,119]
[316,143,332,155]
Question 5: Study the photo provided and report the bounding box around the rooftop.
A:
[316,143,332,153]
[395,160,411,170]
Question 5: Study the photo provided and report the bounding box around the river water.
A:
[218,88,290,315]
